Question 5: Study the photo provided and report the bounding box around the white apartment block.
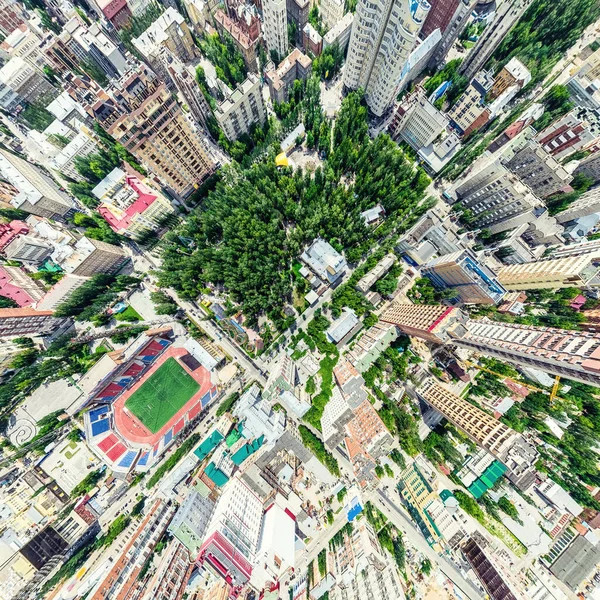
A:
[51,129,99,182]
[319,0,345,29]
[555,186,600,224]
[263,0,288,59]
[343,0,430,117]
[389,86,448,150]
[2,23,48,73]
[214,74,266,141]
[0,149,76,220]
[0,56,56,104]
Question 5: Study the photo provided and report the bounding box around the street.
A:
[368,489,484,600]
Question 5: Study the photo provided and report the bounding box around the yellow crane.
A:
[463,360,564,404]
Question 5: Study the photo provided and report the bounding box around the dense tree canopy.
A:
[158,91,431,326]
[490,0,600,84]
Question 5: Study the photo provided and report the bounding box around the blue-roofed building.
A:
[422,250,506,305]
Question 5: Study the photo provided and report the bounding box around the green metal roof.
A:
[193,430,224,461]
[204,462,229,487]
[439,489,454,502]
[230,435,265,465]
[468,479,488,499]
[226,426,243,447]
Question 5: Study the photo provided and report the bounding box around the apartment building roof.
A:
[266,48,312,93]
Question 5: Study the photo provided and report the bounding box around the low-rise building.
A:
[214,73,266,141]
[323,12,353,51]
[320,0,344,29]
[265,48,312,103]
[56,236,128,277]
[3,234,52,265]
[50,128,99,182]
[355,254,396,294]
[489,57,531,100]
[0,56,56,104]
[302,23,322,56]
[326,308,362,346]
[0,149,76,220]
[1,24,48,73]
[0,265,46,307]
[447,70,494,137]
[93,167,176,240]
[300,238,347,285]
[213,9,260,72]
[346,322,398,373]
[96,0,132,29]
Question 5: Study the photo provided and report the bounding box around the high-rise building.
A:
[320,0,345,29]
[382,303,600,386]
[421,250,507,304]
[214,73,267,141]
[420,0,460,38]
[418,380,537,489]
[197,476,264,593]
[459,0,533,81]
[132,7,197,64]
[0,149,76,220]
[505,141,572,199]
[262,0,287,60]
[0,308,70,338]
[496,253,600,290]
[573,152,600,184]
[388,86,449,151]
[72,67,214,198]
[287,0,311,42]
[447,70,494,137]
[428,0,474,68]
[343,0,430,117]
[453,160,543,233]
[93,167,176,240]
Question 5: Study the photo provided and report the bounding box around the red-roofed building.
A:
[93,168,175,240]
[96,0,131,29]
[0,220,28,251]
[0,265,45,307]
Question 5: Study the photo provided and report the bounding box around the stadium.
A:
[83,329,219,473]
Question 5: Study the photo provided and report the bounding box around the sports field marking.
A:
[124,357,200,434]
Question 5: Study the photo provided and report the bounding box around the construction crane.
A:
[463,360,566,404]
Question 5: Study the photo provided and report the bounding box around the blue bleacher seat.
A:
[91,419,110,437]
[118,451,137,469]
[137,453,149,466]
[89,406,109,422]
[164,429,173,445]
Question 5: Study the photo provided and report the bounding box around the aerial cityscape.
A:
[1,0,600,598]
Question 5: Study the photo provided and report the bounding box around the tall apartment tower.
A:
[496,253,600,290]
[459,0,533,80]
[381,303,600,386]
[343,0,430,117]
[262,0,288,60]
[70,67,214,198]
[0,0,27,37]
[428,0,474,68]
[418,380,537,489]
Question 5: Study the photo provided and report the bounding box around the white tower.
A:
[343,0,430,117]
[262,0,288,61]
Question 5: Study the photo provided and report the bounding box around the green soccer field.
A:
[124,357,200,434]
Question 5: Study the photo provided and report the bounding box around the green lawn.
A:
[125,358,199,433]
[115,305,143,322]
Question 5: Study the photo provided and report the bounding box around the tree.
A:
[0,295,18,308]
[420,558,432,576]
